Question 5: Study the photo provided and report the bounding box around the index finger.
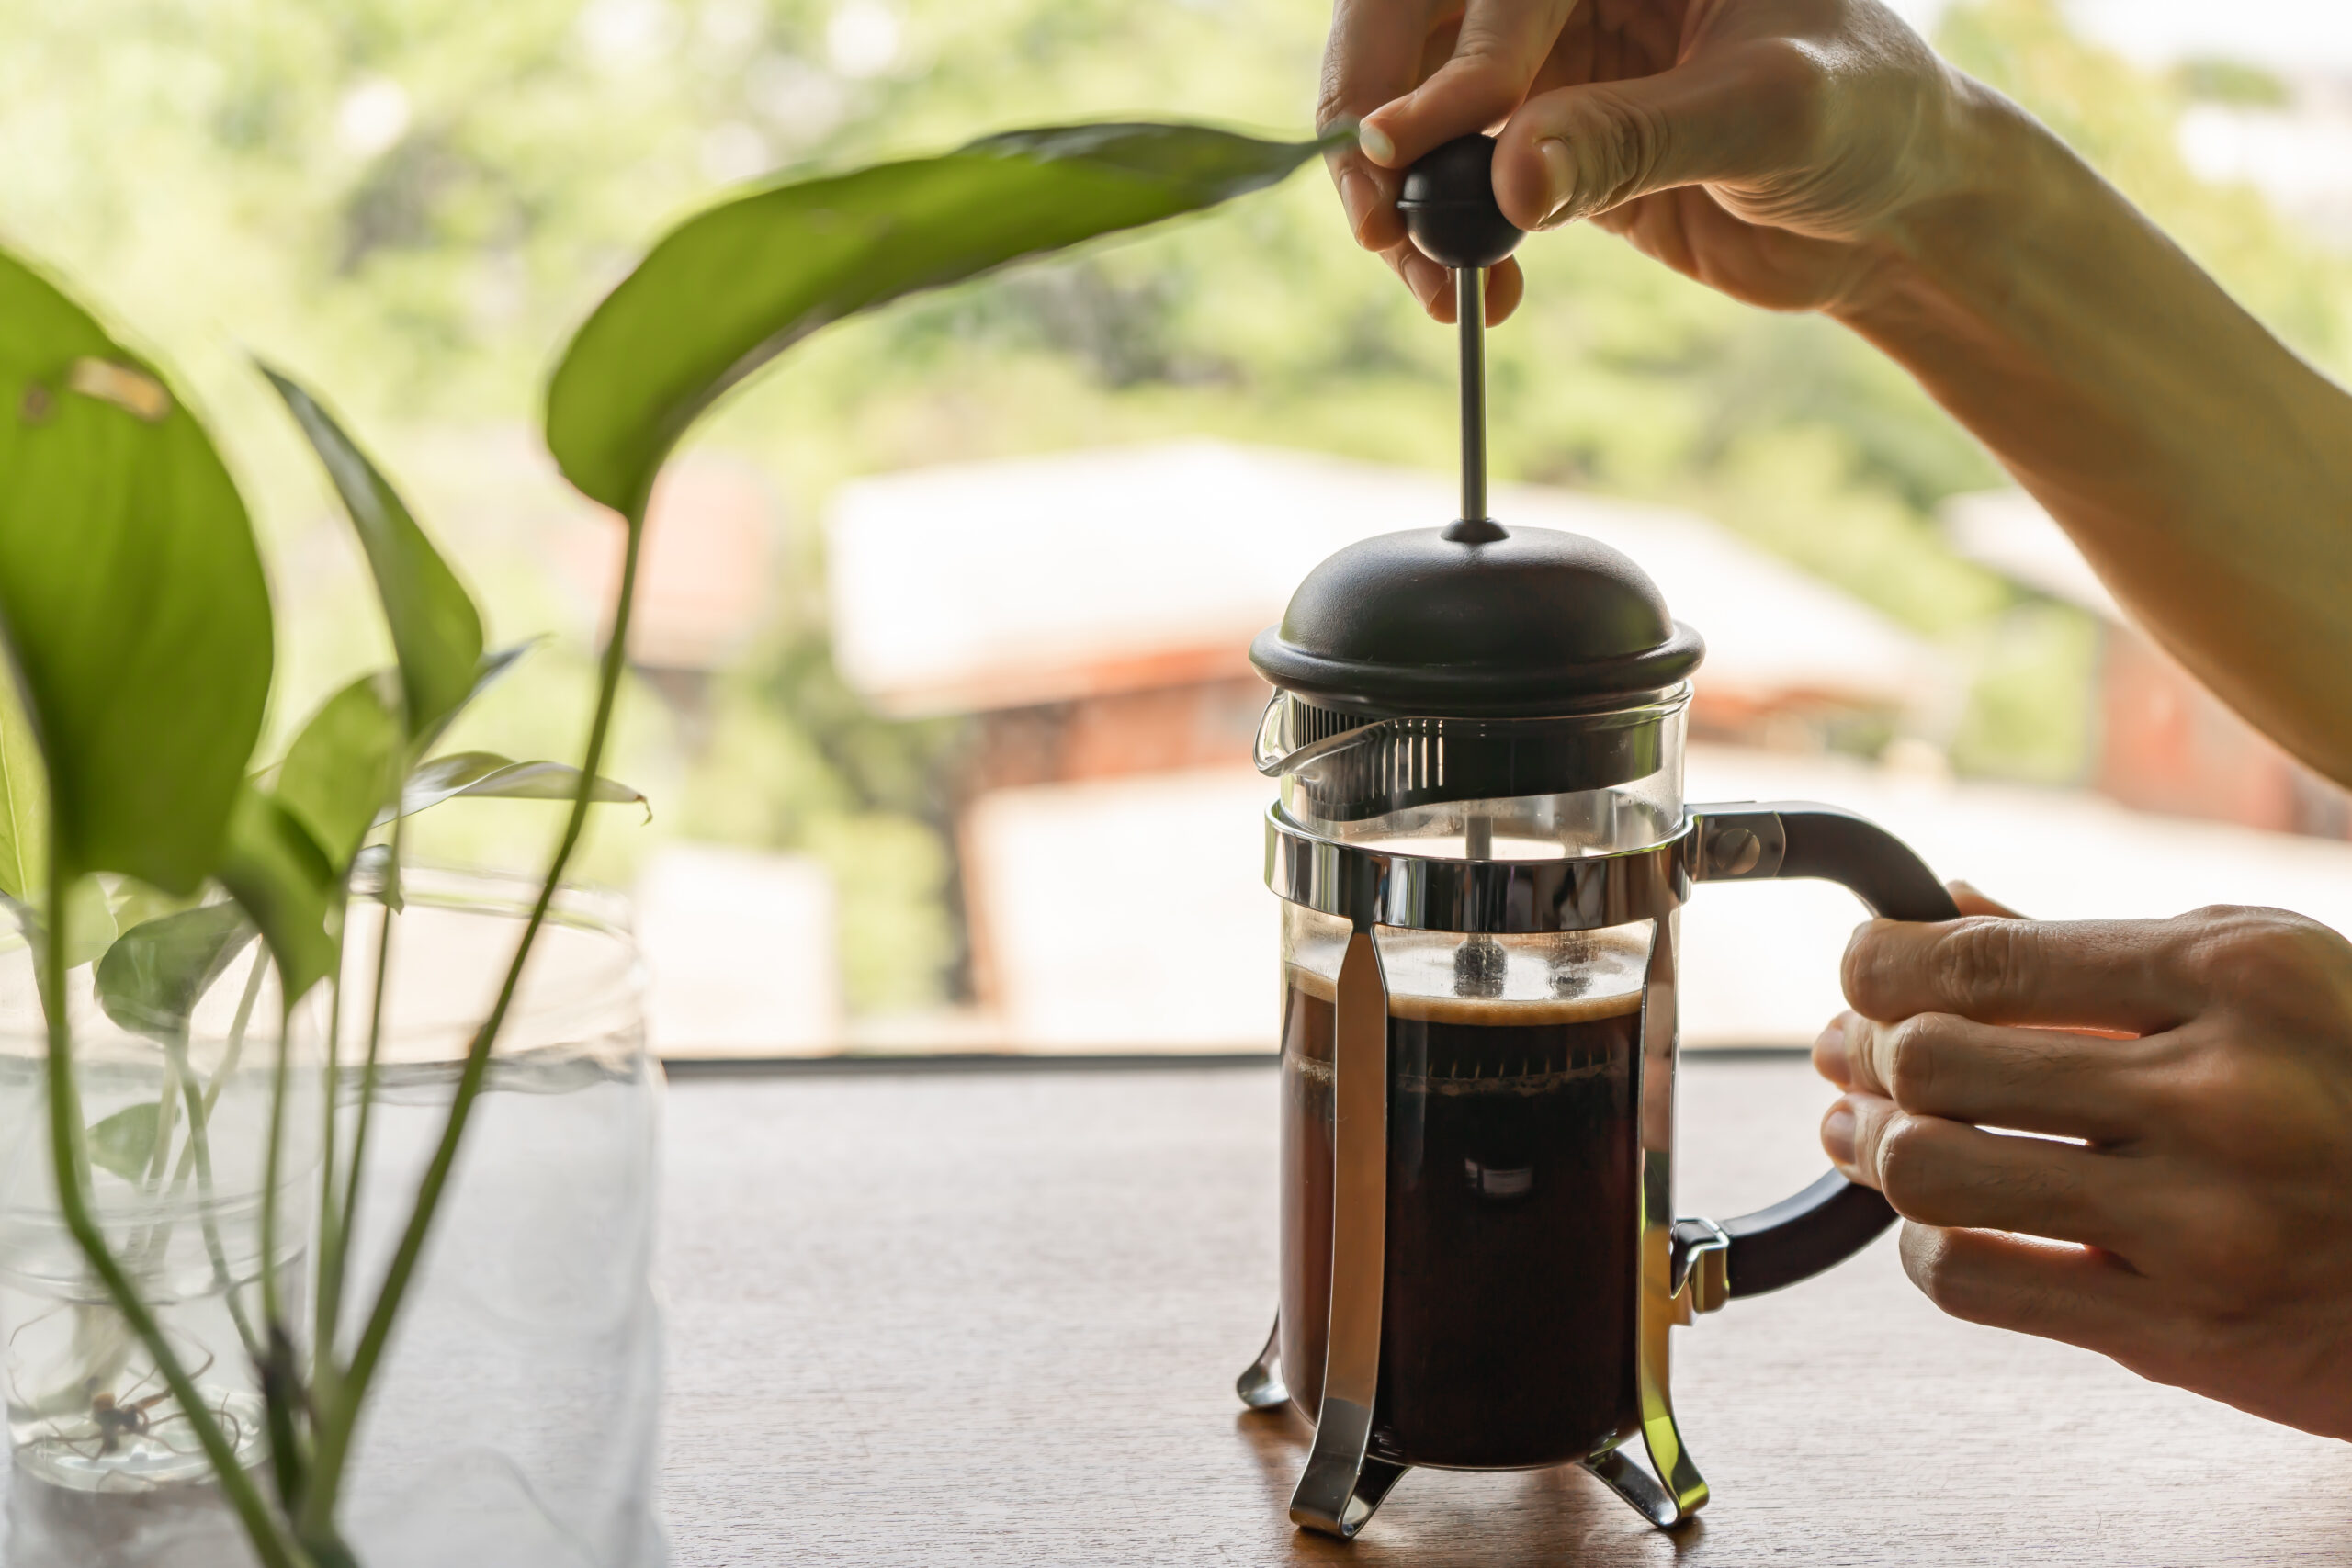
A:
[1319,0,1447,253]
[1843,915,2201,1035]
[1359,0,1580,170]
[1820,1010,2148,1143]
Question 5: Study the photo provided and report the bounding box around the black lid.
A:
[1250,522,1704,718]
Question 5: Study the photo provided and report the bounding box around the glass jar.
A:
[0,927,314,1567]
[334,867,664,1568]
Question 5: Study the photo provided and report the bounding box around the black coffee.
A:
[1280,966,1643,1470]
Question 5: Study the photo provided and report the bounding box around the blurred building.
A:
[556,450,786,738]
[830,439,1947,760]
[636,842,842,1057]
[827,442,1951,1050]
[1946,489,2351,839]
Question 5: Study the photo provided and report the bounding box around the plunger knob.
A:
[1396,134,1526,269]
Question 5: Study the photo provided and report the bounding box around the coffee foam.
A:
[1284,964,1339,1004]
[1282,931,1648,1027]
[1386,986,1644,1027]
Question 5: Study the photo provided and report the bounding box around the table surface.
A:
[657,1056,2352,1566]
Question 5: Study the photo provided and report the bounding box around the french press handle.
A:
[1683,801,1962,1298]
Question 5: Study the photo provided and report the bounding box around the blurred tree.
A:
[3,0,2343,1012]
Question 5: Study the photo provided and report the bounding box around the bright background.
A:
[8,0,2352,1054]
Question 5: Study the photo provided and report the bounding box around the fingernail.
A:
[1814,1016,1850,1085]
[1339,170,1377,242]
[1536,136,1576,220]
[1358,121,1397,165]
[1822,1104,1858,1169]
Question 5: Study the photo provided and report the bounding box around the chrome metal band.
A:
[1290,931,1397,1539]
[1262,807,1693,934]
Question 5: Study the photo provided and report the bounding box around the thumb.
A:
[1491,45,1813,229]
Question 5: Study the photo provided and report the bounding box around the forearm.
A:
[1836,76,2352,786]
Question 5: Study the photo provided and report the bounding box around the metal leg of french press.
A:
[1236,1310,1289,1410]
[1289,930,1409,1540]
[1583,910,1711,1529]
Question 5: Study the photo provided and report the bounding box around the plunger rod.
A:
[1456,265,1487,524]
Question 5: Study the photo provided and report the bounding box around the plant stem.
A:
[120,1043,185,1276]
[322,812,403,1368]
[257,990,311,1517]
[38,858,304,1568]
[258,995,294,1338]
[312,966,345,1365]
[303,505,648,1529]
[176,1060,262,1362]
[144,957,269,1359]
[141,1044,183,1195]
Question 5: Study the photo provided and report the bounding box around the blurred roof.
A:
[1942,488,2125,620]
[828,441,1942,716]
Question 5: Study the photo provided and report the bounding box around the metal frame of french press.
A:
[1238,795,1806,1532]
[1234,249,1949,1537]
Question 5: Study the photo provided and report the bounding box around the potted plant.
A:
[0,118,1336,1565]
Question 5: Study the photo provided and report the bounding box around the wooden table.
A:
[658,1056,2352,1565]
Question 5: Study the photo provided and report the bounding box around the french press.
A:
[1232,135,1962,1537]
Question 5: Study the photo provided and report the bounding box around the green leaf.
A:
[217,784,337,1001]
[262,367,484,739]
[86,1102,160,1183]
[396,751,648,820]
[0,247,272,894]
[544,121,1335,516]
[95,901,256,1044]
[0,673,43,903]
[0,876,118,969]
[274,671,403,874]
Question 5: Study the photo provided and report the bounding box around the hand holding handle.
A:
[1686,802,1962,1298]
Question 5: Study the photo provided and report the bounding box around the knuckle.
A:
[1737,36,1833,115]
[1444,38,1523,84]
[1727,37,1832,159]
[1899,1224,1974,1314]
[1314,58,1359,131]
[1840,924,1902,1017]
[1871,1117,1939,1213]
[1579,90,1672,209]
[1880,1014,1950,1109]
[1933,919,2034,1011]
[2170,905,2315,985]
